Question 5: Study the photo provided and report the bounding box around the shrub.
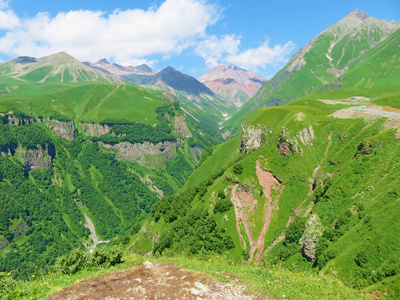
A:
[55,247,123,275]
[213,198,233,214]
[86,247,123,267]
[233,164,243,175]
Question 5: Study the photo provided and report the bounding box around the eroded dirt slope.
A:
[48,261,265,300]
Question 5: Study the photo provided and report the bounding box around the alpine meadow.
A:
[0,3,399,299]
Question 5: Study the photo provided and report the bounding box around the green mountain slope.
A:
[134,90,400,298]
[0,70,227,279]
[0,52,122,84]
[224,9,400,136]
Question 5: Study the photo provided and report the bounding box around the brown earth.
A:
[229,156,284,261]
[47,261,265,300]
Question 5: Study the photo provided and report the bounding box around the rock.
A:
[279,141,291,156]
[100,140,180,169]
[79,122,112,137]
[43,118,77,140]
[190,288,201,295]
[174,115,192,138]
[240,123,270,153]
[298,126,315,145]
[143,261,154,269]
[299,214,324,262]
[12,221,28,237]
[18,144,55,173]
[195,281,208,292]
[3,115,35,126]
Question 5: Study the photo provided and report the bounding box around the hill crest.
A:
[0,52,122,83]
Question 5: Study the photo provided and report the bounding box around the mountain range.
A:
[224,8,400,134]
[0,8,399,299]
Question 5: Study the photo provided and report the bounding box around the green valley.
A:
[0,7,399,300]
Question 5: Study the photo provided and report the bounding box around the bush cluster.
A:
[55,247,123,275]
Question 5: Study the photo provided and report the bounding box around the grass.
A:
[2,252,368,300]
[0,81,166,124]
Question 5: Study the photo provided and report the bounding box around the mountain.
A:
[135,89,400,297]
[121,66,237,119]
[123,66,215,97]
[224,9,400,134]
[0,55,229,279]
[198,64,267,108]
[84,58,155,76]
[0,52,122,84]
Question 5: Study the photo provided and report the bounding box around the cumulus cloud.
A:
[0,0,20,29]
[226,40,296,71]
[0,0,220,64]
[195,34,240,68]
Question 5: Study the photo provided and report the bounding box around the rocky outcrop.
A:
[278,127,299,156]
[0,143,18,156]
[100,140,181,169]
[12,221,28,238]
[2,114,35,126]
[299,214,324,262]
[43,118,77,140]
[240,123,270,154]
[0,239,10,251]
[79,123,112,137]
[174,116,192,138]
[298,126,315,146]
[18,144,55,173]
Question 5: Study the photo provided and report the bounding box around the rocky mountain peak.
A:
[198,64,267,107]
[96,58,109,65]
[346,8,370,21]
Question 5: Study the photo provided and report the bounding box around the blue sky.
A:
[0,0,398,78]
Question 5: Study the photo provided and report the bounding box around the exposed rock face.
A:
[0,143,18,156]
[43,118,77,140]
[298,126,315,145]
[278,128,299,156]
[79,122,112,137]
[299,214,324,262]
[173,116,192,138]
[240,123,270,154]
[198,64,267,107]
[100,140,180,169]
[12,221,28,238]
[279,141,291,157]
[19,144,55,173]
[3,115,35,126]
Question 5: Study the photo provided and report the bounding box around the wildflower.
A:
[32,275,35,278]
[7,272,11,276]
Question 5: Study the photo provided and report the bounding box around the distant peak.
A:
[163,66,177,72]
[96,58,109,64]
[345,8,370,21]
[217,64,245,71]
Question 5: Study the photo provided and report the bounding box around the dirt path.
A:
[332,103,400,137]
[48,261,265,300]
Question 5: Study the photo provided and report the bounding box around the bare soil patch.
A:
[47,261,265,300]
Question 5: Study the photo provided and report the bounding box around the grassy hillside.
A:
[134,89,400,298]
[0,74,227,281]
[223,15,400,137]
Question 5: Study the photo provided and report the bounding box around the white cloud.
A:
[226,40,296,71]
[195,34,240,68]
[0,0,20,30]
[0,0,220,64]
